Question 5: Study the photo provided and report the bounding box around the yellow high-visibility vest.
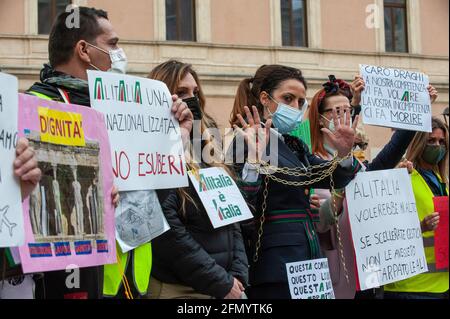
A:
[103,243,152,297]
[385,169,448,294]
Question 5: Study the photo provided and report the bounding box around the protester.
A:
[383,117,449,299]
[308,75,439,299]
[25,7,191,299]
[147,60,248,299]
[227,64,362,299]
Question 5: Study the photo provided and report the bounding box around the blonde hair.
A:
[406,117,449,187]
[149,60,235,213]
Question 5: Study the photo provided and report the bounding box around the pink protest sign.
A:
[434,196,449,270]
[18,94,116,273]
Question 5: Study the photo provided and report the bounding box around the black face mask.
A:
[183,96,203,120]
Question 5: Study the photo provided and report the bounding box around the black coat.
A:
[152,182,249,299]
[229,132,360,290]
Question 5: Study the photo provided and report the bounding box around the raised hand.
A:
[233,106,272,164]
[351,75,365,106]
[14,138,41,200]
[171,95,194,145]
[321,106,359,158]
[427,85,438,104]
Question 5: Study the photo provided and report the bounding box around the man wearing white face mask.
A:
[26,7,193,299]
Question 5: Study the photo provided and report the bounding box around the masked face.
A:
[422,128,447,165]
[178,73,202,120]
[320,95,353,132]
[87,42,128,74]
[183,96,202,120]
[422,144,446,165]
[262,79,308,134]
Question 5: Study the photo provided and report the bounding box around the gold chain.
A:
[330,178,350,284]
[253,176,269,263]
[251,152,352,283]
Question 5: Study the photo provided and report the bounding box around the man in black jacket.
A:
[27,7,193,299]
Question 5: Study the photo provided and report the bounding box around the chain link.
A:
[251,152,352,283]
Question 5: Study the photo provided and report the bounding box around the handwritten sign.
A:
[88,71,188,191]
[346,168,428,291]
[286,259,335,299]
[360,64,431,132]
[188,167,253,229]
[0,73,24,247]
[434,196,449,270]
[18,94,116,273]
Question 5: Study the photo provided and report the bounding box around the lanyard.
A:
[57,88,71,104]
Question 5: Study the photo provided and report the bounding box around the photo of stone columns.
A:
[27,134,105,242]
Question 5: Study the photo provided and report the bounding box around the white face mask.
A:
[320,112,352,132]
[87,43,128,74]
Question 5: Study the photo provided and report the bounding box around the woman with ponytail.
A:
[227,64,361,299]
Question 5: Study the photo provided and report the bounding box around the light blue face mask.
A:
[266,96,308,134]
[320,112,352,133]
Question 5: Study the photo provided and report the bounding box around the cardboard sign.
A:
[0,73,24,247]
[18,94,116,273]
[360,64,431,132]
[188,167,253,228]
[286,259,335,299]
[433,196,449,270]
[88,71,188,191]
[346,168,428,291]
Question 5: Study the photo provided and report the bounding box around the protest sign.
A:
[18,94,116,273]
[115,190,170,253]
[360,64,431,132]
[286,259,335,299]
[0,73,24,247]
[433,196,449,270]
[88,71,188,191]
[346,168,428,291]
[188,167,253,228]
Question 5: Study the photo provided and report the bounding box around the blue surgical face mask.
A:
[266,95,308,134]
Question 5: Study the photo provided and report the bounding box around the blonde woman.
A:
[147,60,248,299]
[385,117,448,299]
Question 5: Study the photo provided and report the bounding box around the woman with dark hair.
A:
[308,75,438,299]
[228,65,361,299]
[147,60,248,299]
[384,117,448,299]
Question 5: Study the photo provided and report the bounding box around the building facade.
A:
[0,0,448,158]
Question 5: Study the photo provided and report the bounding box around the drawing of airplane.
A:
[0,206,17,237]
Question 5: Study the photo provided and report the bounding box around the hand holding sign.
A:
[171,95,193,145]
[14,138,41,200]
[351,75,365,106]
[421,212,440,232]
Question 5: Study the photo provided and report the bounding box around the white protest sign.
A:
[188,167,253,228]
[88,70,189,191]
[346,168,428,291]
[0,73,24,247]
[286,259,335,299]
[360,64,431,132]
[116,190,170,253]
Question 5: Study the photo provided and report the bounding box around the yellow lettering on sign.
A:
[38,107,85,146]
